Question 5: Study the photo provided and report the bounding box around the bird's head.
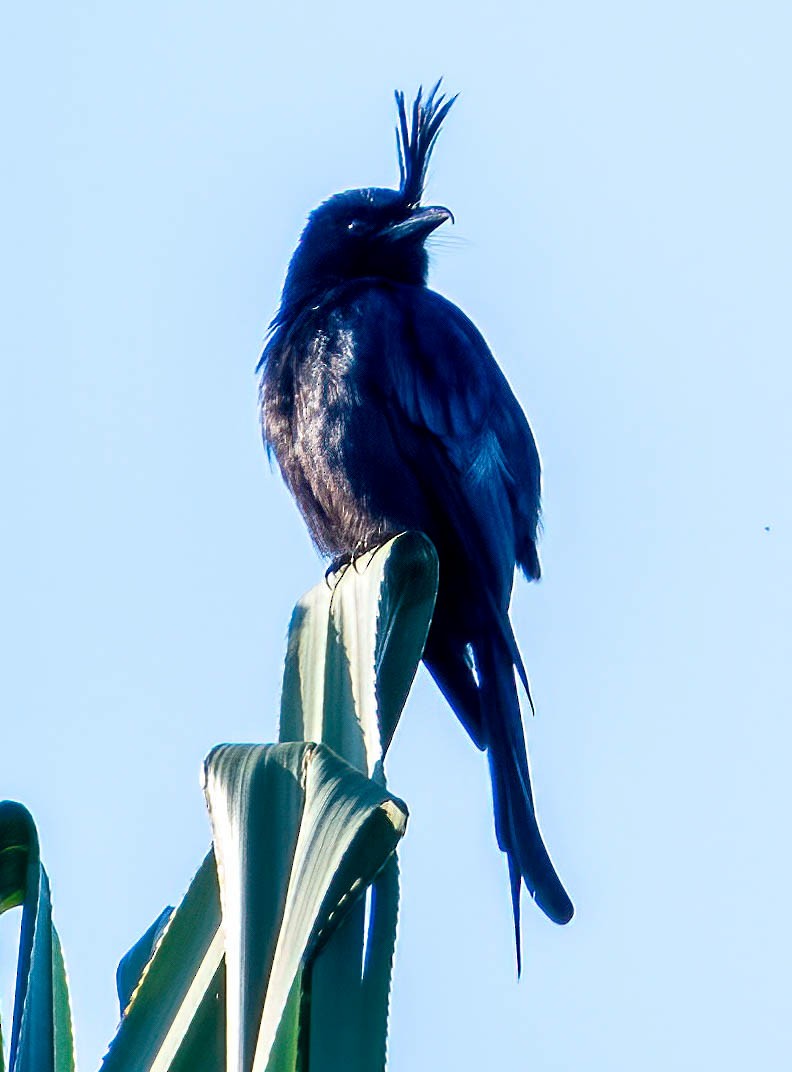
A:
[275,82,456,322]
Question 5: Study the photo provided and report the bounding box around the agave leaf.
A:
[100,852,225,1072]
[100,744,407,1072]
[280,531,438,777]
[279,532,438,1072]
[115,906,174,1015]
[203,742,408,1072]
[0,800,75,1072]
[100,531,437,1072]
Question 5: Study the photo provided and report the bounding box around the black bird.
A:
[258,83,573,957]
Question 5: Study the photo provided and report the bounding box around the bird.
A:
[258,82,573,962]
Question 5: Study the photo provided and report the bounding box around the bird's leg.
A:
[326,533,401,586]
[352,541,367,574]
[351,535,385,573]
[351,531,402,573]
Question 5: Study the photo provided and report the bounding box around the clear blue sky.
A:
[2,2,790,1067]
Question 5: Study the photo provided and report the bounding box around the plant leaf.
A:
[202,742,408,1072]
[279,531,438,778]
[99,531,438,1072]
[116,907,174,1015]
[0,800,75,1072]
[278,532,438,1072]
[100,853,225,1072]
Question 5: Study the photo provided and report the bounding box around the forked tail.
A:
[476,628,574,966]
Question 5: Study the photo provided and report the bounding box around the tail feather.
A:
[508,856,523,977]
[423,632,486,750]
[423,609,573,961]
[482,586,534,712]
[477,631,574,943]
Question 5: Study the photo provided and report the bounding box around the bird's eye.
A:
[347,220,363,233]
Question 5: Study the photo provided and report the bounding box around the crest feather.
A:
[394,80,457,207]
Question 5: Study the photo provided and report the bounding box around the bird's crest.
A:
[395,80,457,207]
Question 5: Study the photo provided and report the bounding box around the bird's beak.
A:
[383,205,454,242]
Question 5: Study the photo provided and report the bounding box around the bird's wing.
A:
[339,281,539,701]
[350,283,542,585]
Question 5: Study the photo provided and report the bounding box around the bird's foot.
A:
[325,534,401,588]
[324,546,364,587]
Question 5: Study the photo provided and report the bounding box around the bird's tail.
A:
[475,628,574,965]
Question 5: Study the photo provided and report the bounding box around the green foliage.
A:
[0,801,75,1072]
[2,532,438,1071]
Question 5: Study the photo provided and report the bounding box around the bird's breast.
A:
[260,301,402,557]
